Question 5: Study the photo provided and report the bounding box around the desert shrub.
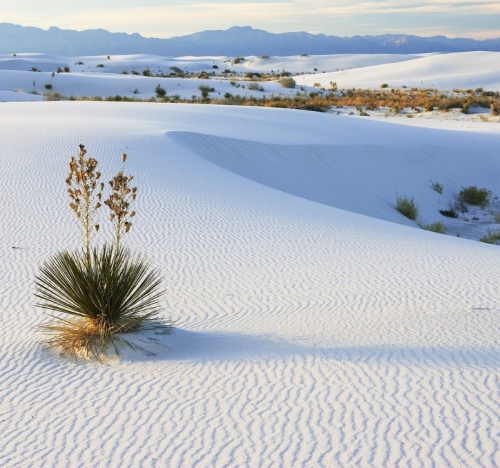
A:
[396,195,418,220]
[64,66,70,73]
[142,69,152,77]
[35,145,167,360]
[131,70,139,75]
[75,61,84,65]
[233,57,245,64]
[170,66,183,76]
[260,55,269,59]
[439,99,463,111]
[35,245,165,360]
[106,95,124,101]
[155,84,167,98]
[198,85,214,101]
[430,180,443,194]
[248,82,264,91]
[480,229,500,245]
[458,185,491,207]
[97,64,104,68]
[381,83,388,88]
[300,104,327,112]
[30,67,39,72]
[122,70,128,74]
[439,208,458,218]
[44,84,52,90]
[420,221,446,234]
[280,77,296,89]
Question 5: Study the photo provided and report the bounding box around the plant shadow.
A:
[119,328,500,368]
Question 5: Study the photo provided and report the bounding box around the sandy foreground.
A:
[0,101,499,467]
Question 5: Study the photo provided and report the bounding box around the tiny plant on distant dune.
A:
[479,229,500,245]
[396,195,418,220]
[35,144,168,361]
[420,221,446,234]
[430,180,443,194]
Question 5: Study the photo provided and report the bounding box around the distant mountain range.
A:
[1,23,500,56]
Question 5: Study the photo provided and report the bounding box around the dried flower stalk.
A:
[104,153,137,250]
[66,144,103,260]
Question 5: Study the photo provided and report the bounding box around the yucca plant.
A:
[35,145,168,360]
[35,245,166,360]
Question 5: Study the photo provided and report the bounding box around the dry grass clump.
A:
[36,145,168,360]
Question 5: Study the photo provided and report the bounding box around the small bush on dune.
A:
[155,84,167,98]
[430,180,443,194]
[280,77,296,88]
[458,185,491,208]
[396,195,418,220]
[420,221,446,234]
[248,82,264,91]
[35,145,168,360]
[480,229,500,245]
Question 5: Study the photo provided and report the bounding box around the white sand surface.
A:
[296,51,500,91]
[0,101,500,467]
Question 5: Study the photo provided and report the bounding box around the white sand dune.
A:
[3,51,494,102]
[1,102,500,467]
[296,51,500,91]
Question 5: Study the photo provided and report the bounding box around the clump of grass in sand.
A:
[396,194,418,220]
[35,144,168,360]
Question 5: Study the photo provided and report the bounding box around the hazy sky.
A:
[2,0,499,40]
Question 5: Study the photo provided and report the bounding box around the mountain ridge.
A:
[1,23,500,56]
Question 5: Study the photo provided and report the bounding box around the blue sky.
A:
[2,0,500,39]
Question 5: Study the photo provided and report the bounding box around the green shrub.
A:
[381,83,388,88]
[420,221,446,234]
[142,69,152,77]
[430,180,443,194]
[458,185,491,207]
[97,64,104,68]
[64,66,70,73]
[280,77,296,89]
[248,82,264,91]
[44,84,52,90]
[155,84,167,98]
[396,195,418,220]
[480,229,500,245]
[35,245,166,360]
